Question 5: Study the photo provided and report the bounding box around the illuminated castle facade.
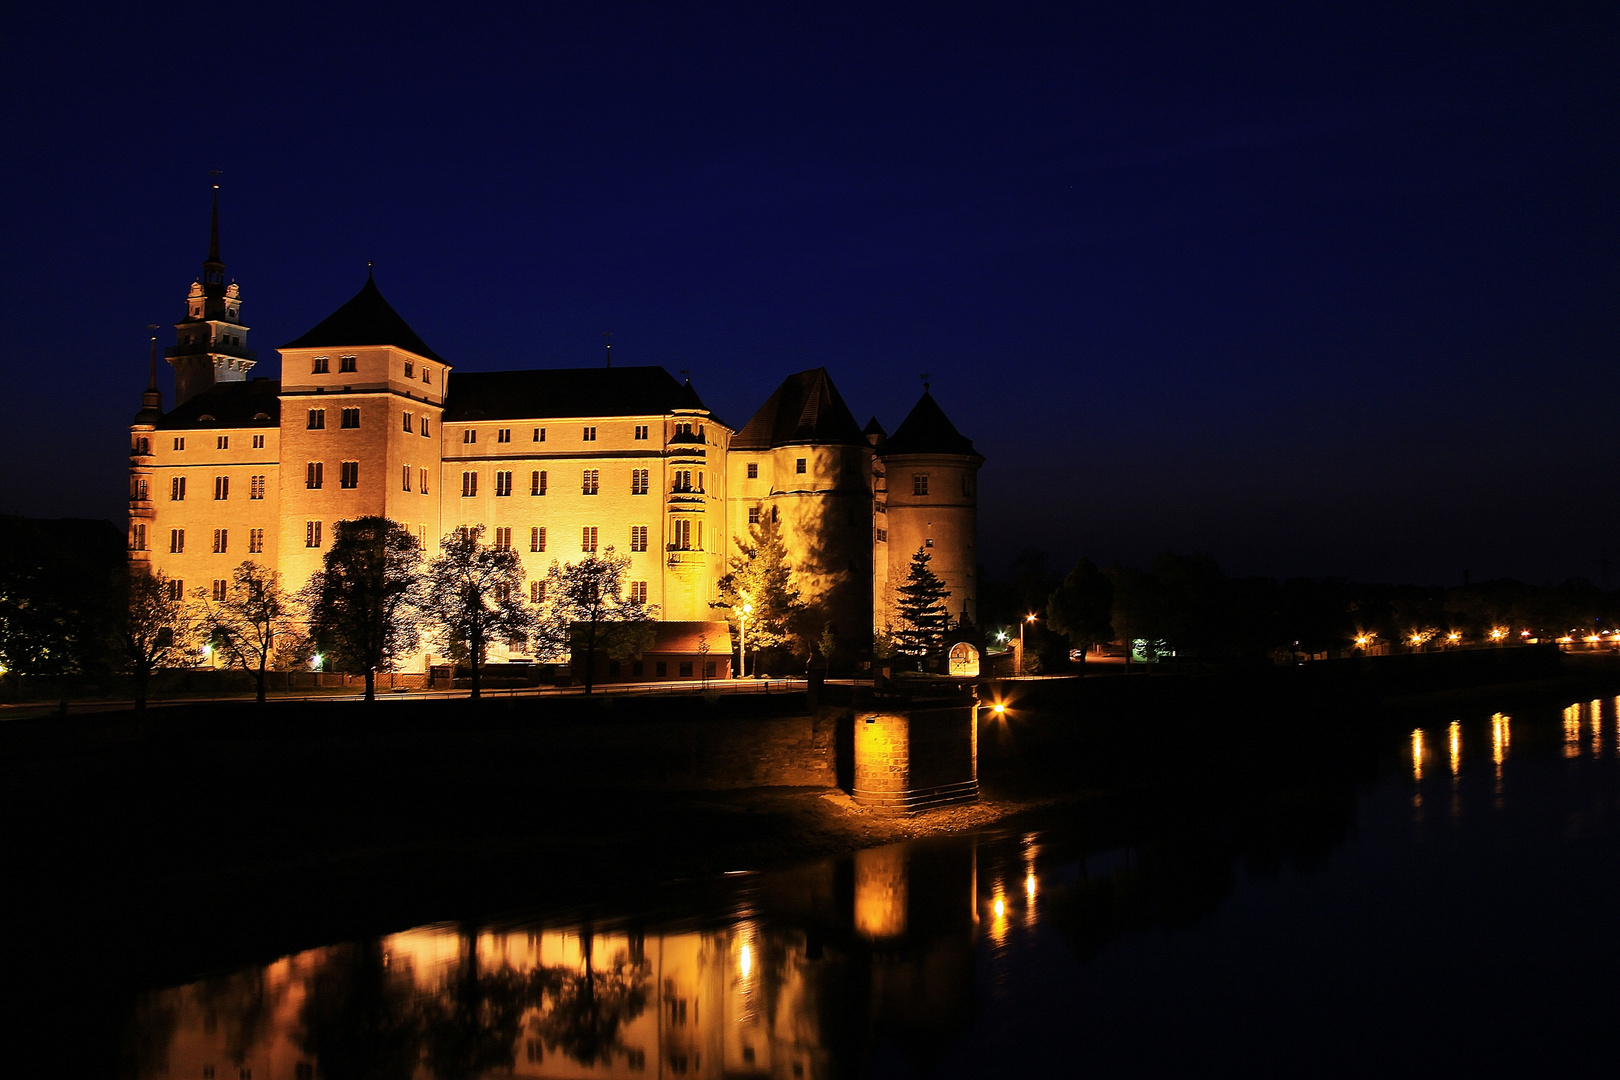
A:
[128,202,982,666]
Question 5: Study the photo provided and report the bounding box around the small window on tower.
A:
[747,463,758,479]
[796,458,807,474]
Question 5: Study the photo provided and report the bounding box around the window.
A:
[632,468,649,495]
[674,422,692,437]
[423,367,431,384]
[913,474,928,495]
[748,506,760,525]
[876,527,887,542]
[533,427,545,442]
[339,355,357,372]
[631,525,648,552]
[249,528,263,553]
[497,428,511,443]
[170,528,184,553]
[582,469,599,495]
[130,523,146,551]
[582,526,598,551]
[214,476,229,500]
[171,476,186,501]
[341,408,359,429]
[495,470,512,496]
[306,462,323,489]
[671,518,692,550]
[582,426,596,441]
[924,537,934,548]
[796,458,807,474]
[530,580,546,603]
[494,582,512,602]
[340,461,358,489]
[462,471,478,497]
[307,409,325,430]
[306,520,322,547]
[403,361,414,379]
[135,477,148,500]
[631,580,648,604]
[217,435,229,450]
[212,529,228,554]
[212,579,227,601]
[419,467,429,494]
[135,437,150,455]
[173,437,185,450]
[632,660,644,677]
[656,661,668,677]
[252,434,265,449]
[402,464,412,491]
[403,412,414,432]
[312,356,329,373]
[530,526,546,552]
[167,579,184,601]
[672,470,693,493]
[421,417,430,437]
[531,469,547,495]
[463,429,476,444]
[705,661,717,679]
[249,475,265,499]
[635,424,649,440]
[747,462,758,479]
[679,661,694,678]
[494,526,512,551]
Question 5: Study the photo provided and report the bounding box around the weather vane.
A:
[603,330,613,368]
[921,371,931,392]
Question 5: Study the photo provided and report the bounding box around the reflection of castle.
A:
[134,840,981,1079]
[127,197,984,663]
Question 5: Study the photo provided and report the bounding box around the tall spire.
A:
[146,325,159,391]
[208,184,221,263]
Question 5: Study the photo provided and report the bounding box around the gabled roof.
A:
[879,391,980,458]
[156,379,282,429]
[443,366,719,423]
[732,368,867,450]
[283,277,448,363]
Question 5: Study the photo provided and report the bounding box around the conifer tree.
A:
[895,546,951,669]
[713,512,806,672]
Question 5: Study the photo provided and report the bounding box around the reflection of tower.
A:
[854,845,909,939]
[167,187,257,405]
[874,390,982,632]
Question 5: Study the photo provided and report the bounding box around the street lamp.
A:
[740,601,753,679]
[1018,613,1037,676]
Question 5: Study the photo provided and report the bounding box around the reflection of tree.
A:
[193,968,287,1069]
[533,931,651,1066]
[296,942,421,1080]
[418,927,539,1080]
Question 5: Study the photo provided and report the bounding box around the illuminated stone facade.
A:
[128,212,983,667]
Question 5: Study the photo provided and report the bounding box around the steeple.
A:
[168,183,255,404]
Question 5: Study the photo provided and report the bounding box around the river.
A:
[119,693,1620,1078]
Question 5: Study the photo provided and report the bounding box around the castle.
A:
[128,196,983,670]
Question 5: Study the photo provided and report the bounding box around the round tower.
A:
[874,390,982,633]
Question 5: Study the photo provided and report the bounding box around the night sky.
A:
[3,2,1617,585]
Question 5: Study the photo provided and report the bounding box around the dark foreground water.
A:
[123,696,1620,1078]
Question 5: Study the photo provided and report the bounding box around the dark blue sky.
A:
[3,2,1616,584]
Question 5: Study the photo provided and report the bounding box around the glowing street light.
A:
[1018,613,1037,676]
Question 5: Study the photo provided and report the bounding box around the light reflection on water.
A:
[127,695,1620,1079]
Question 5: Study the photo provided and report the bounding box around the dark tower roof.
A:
[443,366,717,422]
[283,275,448,363]
[733,368,867,450]
[880,391,981,458]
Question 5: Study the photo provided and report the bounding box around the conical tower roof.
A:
[283,274,447,363]
[880,391,980,458]
[733,367,866,449]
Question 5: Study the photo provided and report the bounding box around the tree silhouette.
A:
[531,547,654,693]
[533,932,651,1066]
[117,567,194,709]
[417,926,541,1080]
[193,560,309,702]
[424,525,533,699]
[302,517,424,702]
[1046,557,1114,664]
[894,547,951,670]
[296,942,421,1080]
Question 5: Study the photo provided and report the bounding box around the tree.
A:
[193,560,309,703]
[0,515,125,676]
[424,526,533,699]
[713,513,805,674]
[117,568,195,710]
[531,547,654,694]
[894,547,951,670]
[1046,557,1114,664]
[302,517,424,702]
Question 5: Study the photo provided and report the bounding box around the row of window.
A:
[457,468,680,497]
[164,528,266,554]
[164,435,267,452]
[457,423,679,445]
[304,462,358,489]
[168,475,270,501]
[312,356,437,384]
[467,524,655,555]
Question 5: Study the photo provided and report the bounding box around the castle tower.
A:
[729,368,874,642]
[127,333,163,565]
[874,390,982,632]
[167,187,256,405]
